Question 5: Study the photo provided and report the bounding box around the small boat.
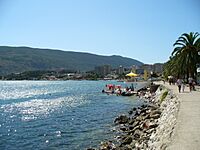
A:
[102,89,114,94]
[121,91,137,96]
[102,84,137,96]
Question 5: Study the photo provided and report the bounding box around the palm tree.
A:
[171,32,200,80]
[163,56,184,79]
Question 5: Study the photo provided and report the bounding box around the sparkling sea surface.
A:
[0,80,144,150]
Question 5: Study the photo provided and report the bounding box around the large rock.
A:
[150,84,160,93]
[134,129,142,139]
[120,126,128,131]
[114,114,129,124]
[150,114,160,119]
[121,136,133,145]
[135,107,144,116]
[132,107,137,111]
[128,110,133,115]
[100,141,116,150]
[148,105,159,110]
[129,120,139,127]
[118,145,132,150]
[150,110,162,116]
[87,148,96,150]
[149,123,158,129]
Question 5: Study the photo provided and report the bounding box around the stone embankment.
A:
[88,84,180,150]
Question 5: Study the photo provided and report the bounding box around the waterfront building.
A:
[136,68,144,75]
[141,63,163,75]
[94,65,111,76]
[116,65,124,75]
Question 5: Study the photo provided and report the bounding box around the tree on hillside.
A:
[165,32,200,80]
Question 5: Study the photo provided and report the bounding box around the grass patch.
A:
[160,90,168,102]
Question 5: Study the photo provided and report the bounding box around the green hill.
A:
[0,46,143,75]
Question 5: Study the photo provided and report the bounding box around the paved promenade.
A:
[157,82,200,150]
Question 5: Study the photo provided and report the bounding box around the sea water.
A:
[0,80,144,150]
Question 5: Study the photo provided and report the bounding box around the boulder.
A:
[150,114,160,119]
[128,119,134,125]
[129,124,137,130]
[128,110,133,115]
[145,128,155,135]
[87,148,96,150]
[119,145,132,150]
[129,120,139,127]
[121,136,133,145]
[129,140,136,148]
[150,110,162,116]
[114,114,129,124]
[133,107,137,111]
[100,141,116,150]
[120,126,128,132]
[142,121,150,129]
[150,84,160,93]
[143,114,150,120]
[148,105,159,110]
[141,104,148,108]
[136,116,143,121]
[134,129,142,139]
[149,123,158,129]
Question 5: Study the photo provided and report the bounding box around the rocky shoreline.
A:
[88,84,180,150]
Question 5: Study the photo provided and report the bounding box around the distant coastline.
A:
[0,46,143,75]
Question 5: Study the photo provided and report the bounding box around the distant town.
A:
[1,63,163,81]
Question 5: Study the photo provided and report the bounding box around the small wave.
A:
[0,81,66,101]
[1,95,89,121]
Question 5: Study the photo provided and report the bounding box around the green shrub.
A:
[160,91,168,102]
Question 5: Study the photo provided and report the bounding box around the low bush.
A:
[160,90,168,102]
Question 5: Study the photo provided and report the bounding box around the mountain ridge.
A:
[0,46,143,75]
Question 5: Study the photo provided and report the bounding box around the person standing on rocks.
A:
[176,78,182,93]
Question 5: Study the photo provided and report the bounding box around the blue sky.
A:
[0,0,199,64]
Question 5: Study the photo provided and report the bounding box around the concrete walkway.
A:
[158,82,200,150]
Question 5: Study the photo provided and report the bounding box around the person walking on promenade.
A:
[188,77,193,92]
[192,80,196,91]
[182,80,185,92]
[177,78,182,93]
[168,76,173,85]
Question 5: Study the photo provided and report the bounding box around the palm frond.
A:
[172,47,181,56]
[178,36,189,44]
[194,36,200,47]
[173,41,186,47]
[194,32,200,39]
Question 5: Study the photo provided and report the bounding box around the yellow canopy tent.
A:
[125,72,138,77]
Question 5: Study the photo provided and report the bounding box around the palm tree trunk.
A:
[186,69,189,83]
